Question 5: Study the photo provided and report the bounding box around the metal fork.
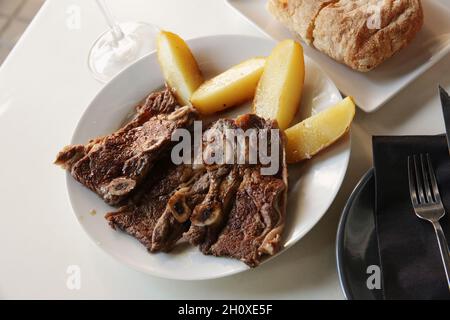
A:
[408,154,450,291]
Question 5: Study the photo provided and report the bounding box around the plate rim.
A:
[336,168,375,299]
[65,33,350,280]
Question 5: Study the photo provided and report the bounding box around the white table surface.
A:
[0,0,449,300]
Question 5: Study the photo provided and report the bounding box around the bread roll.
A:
[267,0,424,72]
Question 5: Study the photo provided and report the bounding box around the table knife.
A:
[439,86,450,155]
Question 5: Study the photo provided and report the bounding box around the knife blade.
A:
[439,85,450,155]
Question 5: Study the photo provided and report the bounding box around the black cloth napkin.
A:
[373,135,450,300]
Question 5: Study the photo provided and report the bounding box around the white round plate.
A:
[67,35,349,280]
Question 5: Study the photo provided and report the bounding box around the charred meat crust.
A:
[210,168,286,267]
[105,161,211,253]
[207,114,287,267]
[184,119,242,253]
[104,113,287,264]
[105,162,196,252]
[184,166,242,253]
[57,92,288,266]
[55,88,198,205]
[185,114,287,266]
[136,86,179,118]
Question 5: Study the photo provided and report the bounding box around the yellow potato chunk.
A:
[191,58,266,115]
[253,39,305,130]
[157,30,204,105]
[285,97,356,163]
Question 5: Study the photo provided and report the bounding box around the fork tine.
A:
[408,156,419,206]
[420,154,433,203]
[426,154,442,203]
[413,155,426,204]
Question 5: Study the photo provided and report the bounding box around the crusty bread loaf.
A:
[266,0,338,44]
[267,0,424,72]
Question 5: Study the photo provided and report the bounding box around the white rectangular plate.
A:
[226,0,450,112]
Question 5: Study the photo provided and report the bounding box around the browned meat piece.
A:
[185,114,287,265]
[135,87,179,118]
[209,114,287,267]
[55,88,197,205]
[105,161,197,252]
[105,151,211,253]
[184,166,242,252]
[57,89,288,265]
[151,169,210,252]
[210,168,286,267]
[184,119,243,253]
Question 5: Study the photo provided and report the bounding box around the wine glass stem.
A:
[95,0,124,45]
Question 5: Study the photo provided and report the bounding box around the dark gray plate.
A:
[336,169,384,300]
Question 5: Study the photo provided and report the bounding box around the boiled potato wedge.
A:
[157,30,204,105]
[191,57,266,115]
[253,39,305,130]
[285,97,356,163]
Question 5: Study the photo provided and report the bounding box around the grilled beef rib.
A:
[56,86,288,267]
[104,114,287,265]
[185,114,288,266]
[184,119,243,253]
[55,88,197,205]
[210,167,286,267]
[105,160,205,252]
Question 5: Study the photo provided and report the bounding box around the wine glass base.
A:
[88,22,159,83]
